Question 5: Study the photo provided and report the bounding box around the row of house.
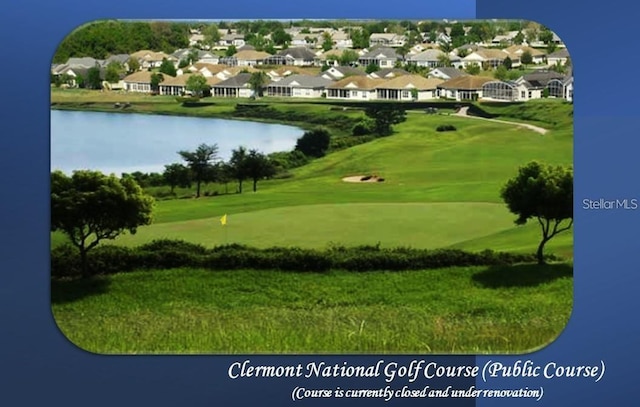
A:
[188,24,566,51]
[118,64,572,103]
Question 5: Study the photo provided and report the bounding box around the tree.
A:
[178,143,219,198]
[437,53,452,67]
[295,128,331,158]
[365,63,379,74]
[513,31,525,45]
[500,161,573,265]
[520,50,533,66]
[248,71,268,97]
[159,58,177,76]
[244,149,276,192]
[229,146,249,193]
[364,105,407,137]
[203,23,221,48]
[465,62,481,75]
[186,74,208,97]
[272,28,292,47]
[503,56,513,70]
[494,65,508,80]
[127,57,140,73]
[86,66,103,89]
[163,163,192,193]
[105,61,124,83]
[150,73,164,93]
[51,170,154,277]
[339,49,359,66]
[321,32,333,51]
[225,45,237,57]
[349,28,370,49]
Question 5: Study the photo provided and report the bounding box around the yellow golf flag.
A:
[220,214,227,226]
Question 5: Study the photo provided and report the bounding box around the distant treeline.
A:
[53,20,190,63]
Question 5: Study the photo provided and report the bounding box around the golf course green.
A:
[51,96,573,354]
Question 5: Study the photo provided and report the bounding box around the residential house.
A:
[130,50,176,69]
[65,57,100,69]
[52,65,105,88]
[546,48,570,67]
[234,50,271,66]
[481,80,533,101]
[291,32,322,47]
[369,33,406,47]
[428,67,468,80]
[157,73,222,96]
[513,70,573,101]
[375,75,444,101]
[461,48,509,69]
[210,73,254,97]
[265,47,319,66]
[266,66,318,82]
[266,74,333,98]
[102,54,131,71]
[317,49,344,66]
[189,33,205,48]
[437,75,494,101]
[406,49,448,68]
[368,68,410,79]
[123,71,155,93]
[358,47,401,69]
[490,31,521,46]
[219,33,246,48]
[331,30,353,49]
[325,76,386,100]
[320,66,366,81]
[503,45,546,66]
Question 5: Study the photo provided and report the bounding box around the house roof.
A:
[375,75,444,90]
[466,48,509,61]
[407,49,446,61]
[369,68,410,79]
[503,45,545,57]
[318,49,343,59]
[277,47,318,60]
[104,54,131,65]
[326,76,387,90]
[438,75,494,90]
[130,50,175,61]
[210,72,253,88]
[521,70,567,87]
[429,67,468,79]
[234,50,271,61]
[360,47,399,60]
[237,44,256,51]
[123,71,155,83]
[267,74,333,88]
[65,57,100,68]
[193,63,228,73]
[547,48,570,59]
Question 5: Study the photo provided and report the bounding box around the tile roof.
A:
[267,74,333,88]
[327,76,387,90]
[375,75,444,90]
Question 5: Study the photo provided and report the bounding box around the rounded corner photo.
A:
[50,18,573,355]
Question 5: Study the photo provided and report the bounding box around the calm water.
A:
[50,110,304,175]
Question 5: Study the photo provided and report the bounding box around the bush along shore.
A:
[51,239,560,279]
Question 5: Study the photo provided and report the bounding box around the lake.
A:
[50,110,304,175]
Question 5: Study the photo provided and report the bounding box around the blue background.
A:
[2,0,638,405]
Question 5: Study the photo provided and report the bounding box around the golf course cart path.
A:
[455,106,548,135]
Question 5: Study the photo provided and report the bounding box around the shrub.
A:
[51,239,558,280]
[436,124,457,132]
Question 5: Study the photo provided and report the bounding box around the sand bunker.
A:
[342,175,385,183]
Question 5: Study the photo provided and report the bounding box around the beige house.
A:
[375,75,444,101]
[210,73,254,97]
[461,49,509,69]
[130,50,177,69]
[438,75,494,101]
[123,71,155,93]
[266,75,333,98]
[503,45,546,66]
[326,76,386,100]
[234,50,271,66]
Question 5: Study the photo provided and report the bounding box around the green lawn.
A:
[52,265,573,354]
[50,95,574,354]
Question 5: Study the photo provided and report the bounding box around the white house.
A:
[375,75,444,101]
[210,73,254,97]
[266,74,333,98]
[326,76,386,100]
[358,47,400,68]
